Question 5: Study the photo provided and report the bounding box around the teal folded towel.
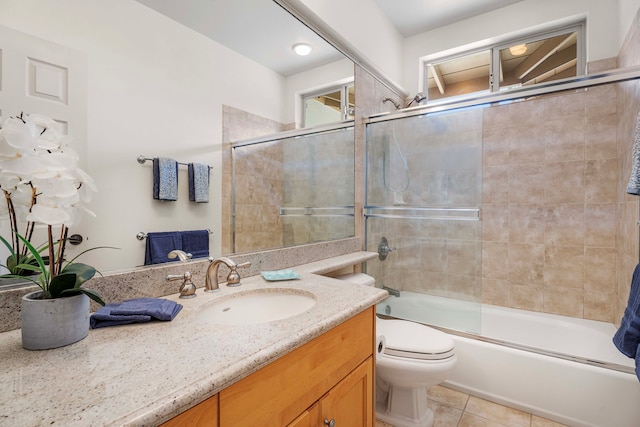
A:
[188,162,210,203]
[90,298,182,329]
[153,157,178,201]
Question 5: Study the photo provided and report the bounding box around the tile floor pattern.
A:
[376,385,569,427]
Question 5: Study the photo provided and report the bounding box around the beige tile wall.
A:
[221,105,286,254]
[222,105,355,255]
[481,87,620,321]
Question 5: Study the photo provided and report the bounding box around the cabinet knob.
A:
[324,419,335,427]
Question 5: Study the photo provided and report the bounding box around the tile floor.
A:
[375,385,569,427]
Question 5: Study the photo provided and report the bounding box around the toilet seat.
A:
[377,318,455,361]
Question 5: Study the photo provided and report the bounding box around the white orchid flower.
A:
[0,172,21,191]
[1,112,98,280]
[1,117,38,152]
[26,203,71,226]
[75,167,97,196]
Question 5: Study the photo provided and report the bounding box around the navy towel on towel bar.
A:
[153,157,178,201]
[144,231,182,265]
[181,229,210,259]
[188,162,210,203]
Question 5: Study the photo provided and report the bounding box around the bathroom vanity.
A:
[0,252,386,426]
[164,308,374,426]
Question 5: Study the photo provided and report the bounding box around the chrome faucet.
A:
[205,257,251,292]
[382,285,400,297]
[168,249,192,262]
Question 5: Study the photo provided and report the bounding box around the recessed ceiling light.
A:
[509,44,527,56]
[292,43,312,56]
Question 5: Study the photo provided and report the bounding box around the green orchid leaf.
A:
[16,235,48,284]
[60,263,97,287]
[13,263,42,274]
[61,287,105,306]
[6,255,18,272]
[49,273,77,299]
[0,235,15,256]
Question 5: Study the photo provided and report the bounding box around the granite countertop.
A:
[0,252,387,426]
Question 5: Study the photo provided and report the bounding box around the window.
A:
[302,82,354,128]
[422,23,585,104]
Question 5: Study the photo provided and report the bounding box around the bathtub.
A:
[377,291,640,427]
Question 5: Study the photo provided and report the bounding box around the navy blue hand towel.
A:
[111,298,183,320]
[144,231,182,265]
[153,157,178,201]
[90,298,182,329]
[90,303,151,329]
[614,263,640,381]
[181,229,210,259]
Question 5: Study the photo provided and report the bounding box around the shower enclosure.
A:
[231,124,355,253]
[364,66,640,369]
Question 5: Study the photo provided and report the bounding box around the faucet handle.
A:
[166,271,197,299]
[226,261,251,287]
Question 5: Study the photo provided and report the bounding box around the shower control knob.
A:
[324,419,335,427]
[378,236,396,260]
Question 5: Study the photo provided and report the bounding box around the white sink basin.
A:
[198,289,316,325]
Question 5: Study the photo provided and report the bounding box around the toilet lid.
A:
[377,318,455,360]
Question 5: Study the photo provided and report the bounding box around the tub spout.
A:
[382,285,400,297]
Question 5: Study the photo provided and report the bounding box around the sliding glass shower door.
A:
[365,108,483,334]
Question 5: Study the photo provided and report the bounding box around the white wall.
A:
[619,0,640,47]
[0,0,286,272]
[300,0,404,87]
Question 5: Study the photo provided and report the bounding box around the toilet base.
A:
[376,406,434,427]
[375,382,434,427]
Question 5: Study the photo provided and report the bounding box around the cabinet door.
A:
[320,357,374,427]
[287,403,320,427]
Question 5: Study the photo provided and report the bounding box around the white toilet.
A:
[334,273,457,427]
[376,317,456,427]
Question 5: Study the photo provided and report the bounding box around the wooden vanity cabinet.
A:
[162,306,375,427]
[161,394,218,427]
[220,306,375,426]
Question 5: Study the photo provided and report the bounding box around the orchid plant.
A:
[0,112,105,305]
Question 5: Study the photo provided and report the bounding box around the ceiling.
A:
[372,0,525,37]
[135,0,343,76]
[136,0,530,77]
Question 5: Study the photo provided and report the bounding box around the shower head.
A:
[405,92,426,108]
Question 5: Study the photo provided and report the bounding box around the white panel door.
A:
[0,25,88,272]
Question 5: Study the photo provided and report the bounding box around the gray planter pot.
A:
[21,291,90,350]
